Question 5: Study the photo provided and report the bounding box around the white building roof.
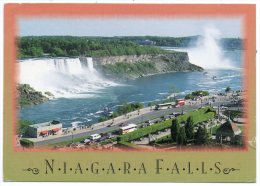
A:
[29,120,62,128]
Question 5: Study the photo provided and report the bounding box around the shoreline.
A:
[20,90,243,145]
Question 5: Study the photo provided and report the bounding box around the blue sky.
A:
[19,17,242,38]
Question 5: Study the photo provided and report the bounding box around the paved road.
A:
[33,100,238,146]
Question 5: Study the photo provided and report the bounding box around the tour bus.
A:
[155,102,175,110]
[90,133,101,141]
[119,124,137,135]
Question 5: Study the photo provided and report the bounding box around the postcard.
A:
[3,2,256,182]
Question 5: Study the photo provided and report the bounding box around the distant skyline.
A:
[19,17,242,38]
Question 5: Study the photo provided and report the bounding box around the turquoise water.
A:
[20,50,243,127]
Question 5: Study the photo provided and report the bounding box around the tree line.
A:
[18,36,242,59]
[110,36,243,49]
[18,36,165,58]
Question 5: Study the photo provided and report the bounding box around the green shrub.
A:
[20,139,34,148]
[154,135,172,144]
[117,119,172,142]
[100,138,117,145]
[185,90,209,99]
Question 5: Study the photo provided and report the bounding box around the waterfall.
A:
[168,26,237,70]
[87,57,94,72]
[54,58,83,75]
[187,26,235,69]
[18,57,117,98]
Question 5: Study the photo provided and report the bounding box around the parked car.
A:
[90,134,101,141]
[83,139,91,144]
[145,120,154,126]
[97,136,108,142]
[106,133,114,139]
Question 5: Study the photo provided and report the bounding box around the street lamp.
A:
[217,106,220,121]
[70,130,74,143]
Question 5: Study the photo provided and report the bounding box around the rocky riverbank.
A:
[17,84,52,107]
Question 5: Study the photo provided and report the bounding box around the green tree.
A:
[27,47,43,57]
[185,93,193,100]
[171,119,180,142]
[52,47,65,56]
[191,90,209,97]
[68,49,80,56]
[185,116,194,140]
[177,127,187,145]
[19,120,33,136]
[20,139,34,148]
[194,126,209,145]
[225,86,231,93]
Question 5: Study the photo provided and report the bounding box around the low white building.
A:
[27,120,63,138]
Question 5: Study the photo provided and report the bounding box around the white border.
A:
[0,1,259,186]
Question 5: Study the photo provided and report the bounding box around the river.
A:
[19,49,243,127]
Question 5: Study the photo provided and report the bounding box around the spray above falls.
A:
[18,57,117,98]
[187,27,236,69]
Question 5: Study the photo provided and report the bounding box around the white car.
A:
[90,134,101,141]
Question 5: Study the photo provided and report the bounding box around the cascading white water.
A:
[86,57,94,72]
[187,26,235,69]
[18,57,117,98]
[168,26,237,69]
[54,58,83,74]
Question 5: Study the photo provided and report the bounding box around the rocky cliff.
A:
[80,52,203,80]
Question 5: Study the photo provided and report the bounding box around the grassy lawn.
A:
[175,107,216,125]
